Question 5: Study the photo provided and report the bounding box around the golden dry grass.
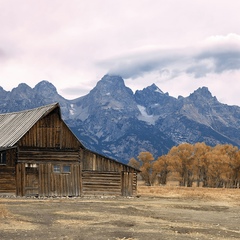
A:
[137,184,240,203]
[0,202,37,231]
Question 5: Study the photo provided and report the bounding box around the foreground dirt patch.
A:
[0,186,240,240]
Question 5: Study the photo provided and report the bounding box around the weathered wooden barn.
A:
[0,103,139,197]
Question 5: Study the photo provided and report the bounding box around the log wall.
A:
[81,149,138,196]
[81,149,136,173]
[82,171,121,195]
[0,148,17,194]
[122,172,138,196]
[18,149,80,162]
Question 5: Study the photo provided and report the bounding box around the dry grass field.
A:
[1,185,240,240]
[138,184,240,202]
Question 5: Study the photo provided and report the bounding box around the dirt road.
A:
[1,188,240,240]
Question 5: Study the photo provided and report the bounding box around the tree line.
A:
[128,143,240,188]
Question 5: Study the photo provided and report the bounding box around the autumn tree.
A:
[230,149,240,188]
[168,143,194,187]
[128,143,240,189]
[205,145,232,188]
[214,144,240,188]
[138,151,155,186]
[128,157,140,170]
[128,152,156,185]
[192,142,211,187]
[221,144,240,188]
[153,155,170,185]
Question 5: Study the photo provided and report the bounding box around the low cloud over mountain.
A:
[100,34,240,80]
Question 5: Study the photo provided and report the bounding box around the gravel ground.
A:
[0,193,240,240]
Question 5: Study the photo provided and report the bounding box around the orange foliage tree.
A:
[153,155,171,185]
[138,151,155,186]
[168,143,195,187]
[128,157,140,169]
[128,152,156,185]
[192,142,211,187]
[129,143,240,188]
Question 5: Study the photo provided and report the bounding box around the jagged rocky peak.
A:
[16,83,32,91]
[0,86,8,94]
[72,74,139,118]
[34,80,57,93]
[147,83,164,94]
[135,83,166,98]
[0,86,8,100]
[88,74,134,101]
[189,87,215,100]
[10,83,33,99]
[11,83,31,92]
[94,74,132,94]
[134,83,170,106]
[101,74,124,85]
[33,80,59,99]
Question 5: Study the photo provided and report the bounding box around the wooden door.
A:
[25,165,39,196]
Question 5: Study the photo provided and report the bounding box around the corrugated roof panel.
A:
[0,103,59,148]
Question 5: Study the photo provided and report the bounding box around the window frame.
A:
[53,165,61,173]
[53,165,71,174]
[0,151,6,165]
[62,165,71,173]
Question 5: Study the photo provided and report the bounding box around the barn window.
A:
[53,165,61,173]
[53,165,71,174]
[0,151,6,165]
[63,165,71,173]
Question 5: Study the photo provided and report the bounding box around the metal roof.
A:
[0,103,59,148]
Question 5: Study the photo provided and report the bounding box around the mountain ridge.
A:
[1,75,240,163]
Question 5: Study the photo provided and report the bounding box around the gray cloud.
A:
[100,49,185,79]
[186,64,213,78]
[99,36,240,80]
[196,51,240,74]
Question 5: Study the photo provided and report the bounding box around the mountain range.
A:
[1,75,240,163]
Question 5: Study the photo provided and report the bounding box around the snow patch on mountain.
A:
[102,100,124,110]
[137,105,159,125]
[69,105,89,121]
[155,88,164,94]
[69,104,75,115]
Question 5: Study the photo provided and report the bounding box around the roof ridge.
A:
[0,102,60,147]
[0,102,59,116]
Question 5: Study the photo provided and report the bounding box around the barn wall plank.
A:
[18,112,81,150]
[35,162,81,197]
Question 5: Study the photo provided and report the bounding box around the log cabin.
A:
[0,103,139,197]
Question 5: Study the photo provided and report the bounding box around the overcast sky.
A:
[1,0,240,105]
